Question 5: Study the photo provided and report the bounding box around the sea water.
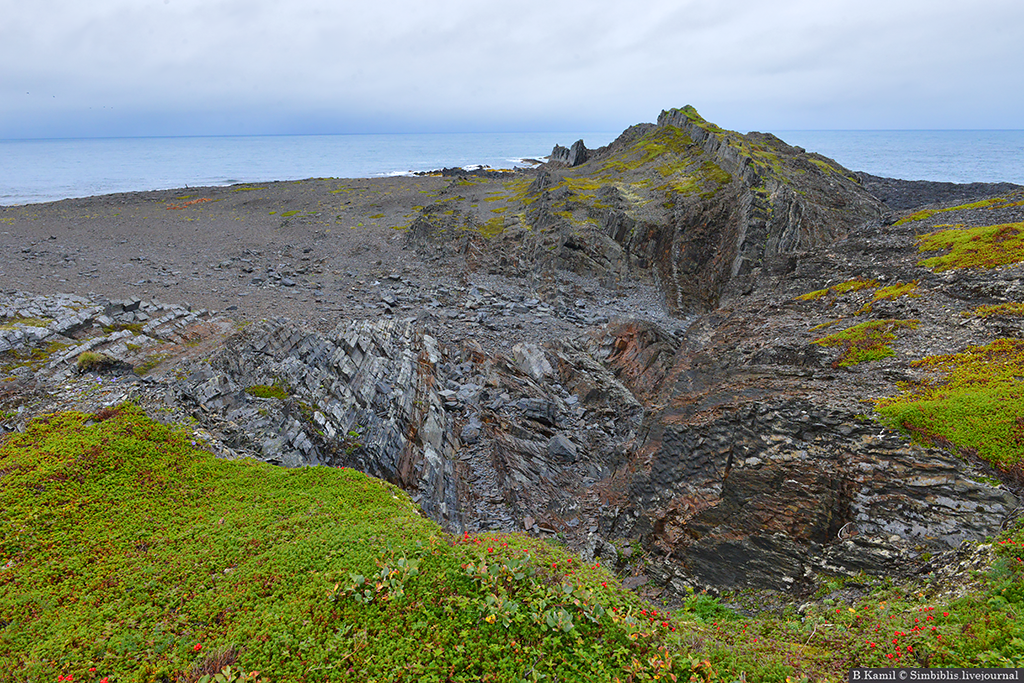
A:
[772,130,1024,186]
[0,132,617,207]
[1,129,1022,207]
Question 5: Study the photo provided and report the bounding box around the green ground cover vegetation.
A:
[875,338,1024,472]
[917,222,1024,271]
[244,384,290,401]
[812,319,919,367]
[965,302,1024,318]
[2,406,1022,682]
[893,197,1015,226]
[856,281,920,315]
[795,278,878,302]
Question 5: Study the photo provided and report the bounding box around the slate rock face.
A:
[549,140,591,167]
[591,314,1018,591]
[437,106,886,315]
[178,317,467,526]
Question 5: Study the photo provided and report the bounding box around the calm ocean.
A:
[1,129,1021,207]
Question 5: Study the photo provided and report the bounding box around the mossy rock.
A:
[76,351,133,375]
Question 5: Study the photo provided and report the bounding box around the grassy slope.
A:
[0,406,710,682]
[1,407,1023,683]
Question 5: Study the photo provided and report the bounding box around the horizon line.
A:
[4,128,1024,143]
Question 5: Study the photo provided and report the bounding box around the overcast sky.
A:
[1,0,1021,139]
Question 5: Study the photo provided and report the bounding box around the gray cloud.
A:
[1,0,1021,138]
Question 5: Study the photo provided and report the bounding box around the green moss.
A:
[279,210,301,218]
[895,197,1011,226]
[662,175,700,196]
[812,319,919,367]
[133,353,169,376]
[856,280,921,314]
[76,351,116,373]
[796,277,878,301]
[797,288,830,301]
[833,278,879,295]
[477,215,506,238]
[101,322,144,336]
[244,384,289,400]
[231,186,265,192]
[895,208,941,226]
[0,317,51,331]
[918,222,1024,271]
[965,302,1024,318]
[700,161,732,186]
[809,159,839,175]
[600,126,695,174]
[876,339,1024,470]
[1,340,70,374]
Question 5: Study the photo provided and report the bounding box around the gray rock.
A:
[547,434,578,462]
[512,342,554,380]
[456,383,481,404]
[460,414,483,444]
[519,398,557,426]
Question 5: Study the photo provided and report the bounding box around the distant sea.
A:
[1,129,1021,207]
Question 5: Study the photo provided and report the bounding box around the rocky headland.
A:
[3,106,1023,608]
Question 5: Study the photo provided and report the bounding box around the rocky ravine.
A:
[2,107,1022,602]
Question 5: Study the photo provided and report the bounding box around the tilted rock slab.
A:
[177,317,467,526]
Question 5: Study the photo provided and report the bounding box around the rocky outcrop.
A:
[858,172,1022,212]
[175,317,468,526]
[549,140,591,167]
[5,110,1023,603]
[554,107,882,312]
[407,106,884,314]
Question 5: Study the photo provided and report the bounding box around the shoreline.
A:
[3,162,1021,210]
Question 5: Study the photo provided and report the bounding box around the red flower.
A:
[101,679,109,683]
[943,612,949,617]
[194,643,203,652]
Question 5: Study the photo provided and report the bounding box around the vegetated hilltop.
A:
[2,107,1024,681]
[407,105,882,313]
